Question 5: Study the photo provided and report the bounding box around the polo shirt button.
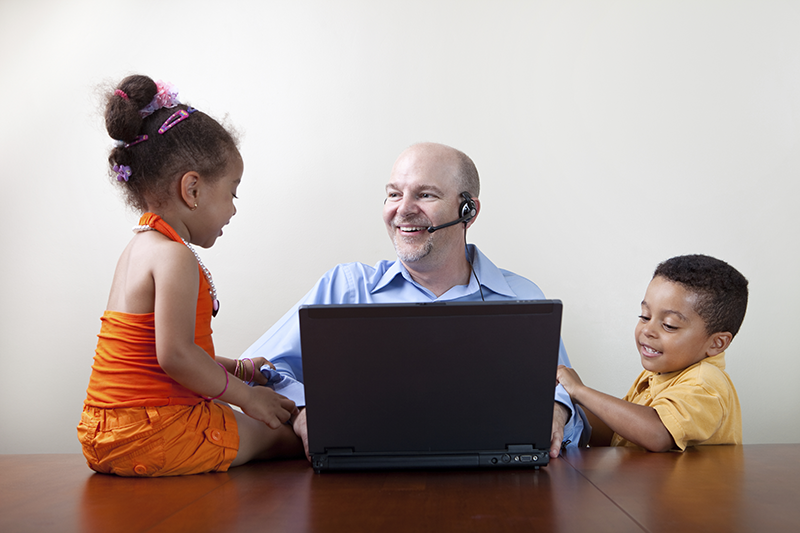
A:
[211,429,222,442]
[134,464,147,475]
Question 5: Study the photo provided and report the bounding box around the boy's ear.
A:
[706,332,733,356]
[179,171,201,210]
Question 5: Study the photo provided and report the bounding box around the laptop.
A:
[299,300,562,472]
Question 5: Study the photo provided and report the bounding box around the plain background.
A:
[1,0,798,454]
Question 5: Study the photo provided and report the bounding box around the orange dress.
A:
[78,213,238,476]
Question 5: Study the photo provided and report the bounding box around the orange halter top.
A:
[84,213,216,408]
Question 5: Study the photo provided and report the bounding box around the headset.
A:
[427,192,477,233]
[424,191,484,299]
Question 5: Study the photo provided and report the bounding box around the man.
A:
[242,142,585,459]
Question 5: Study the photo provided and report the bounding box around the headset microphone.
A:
[426,216,468,233]
[427,192,477,233]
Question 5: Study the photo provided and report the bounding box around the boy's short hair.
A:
[653,254,749,337]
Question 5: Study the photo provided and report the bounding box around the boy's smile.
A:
[635,276,727,374]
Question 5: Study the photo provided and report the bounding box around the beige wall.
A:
[1,0,798,453]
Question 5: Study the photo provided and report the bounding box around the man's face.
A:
[383,146,465,266]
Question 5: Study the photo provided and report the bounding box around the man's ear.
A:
[179,171,201,210]
[706,332,733,356]
[465,197,481,229]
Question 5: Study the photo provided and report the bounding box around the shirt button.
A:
[134,464,147,475]
[211,429,222,442]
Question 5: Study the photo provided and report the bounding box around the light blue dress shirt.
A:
[241,244,585,447]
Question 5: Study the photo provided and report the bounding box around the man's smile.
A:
[399,225,427,233]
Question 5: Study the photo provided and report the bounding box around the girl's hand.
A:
[236,357,275,386]
[250,357,275,386]
[242,386,298,430]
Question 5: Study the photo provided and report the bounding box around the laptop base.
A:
[312,446,550,473]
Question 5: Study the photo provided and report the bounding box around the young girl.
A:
[78,75,302,476]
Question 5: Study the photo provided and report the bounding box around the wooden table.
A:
[2,445,798,532]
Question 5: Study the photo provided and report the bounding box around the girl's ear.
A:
[179,171,201,210]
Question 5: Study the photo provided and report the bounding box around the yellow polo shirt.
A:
[611,352,742,451]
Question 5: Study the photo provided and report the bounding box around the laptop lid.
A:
[299,300,562,472]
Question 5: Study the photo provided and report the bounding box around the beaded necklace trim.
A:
[133,224,219,317]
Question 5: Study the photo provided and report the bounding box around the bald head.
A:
[394,143,480,198]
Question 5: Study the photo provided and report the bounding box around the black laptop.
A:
[299,300,562,472]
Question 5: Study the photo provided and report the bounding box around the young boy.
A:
[557,254,748,452]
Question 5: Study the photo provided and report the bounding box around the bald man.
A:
[242,142,585,460]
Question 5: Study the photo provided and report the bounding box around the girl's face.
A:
[193,152,243,248]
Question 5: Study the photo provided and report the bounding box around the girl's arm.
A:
[152,241,296,428]
[216,356,271,386]
[556,365,675,452]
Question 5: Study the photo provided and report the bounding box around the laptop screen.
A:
[299,300,562,470]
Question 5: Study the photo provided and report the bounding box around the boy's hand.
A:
[242,386,297,430]
[556,365,585,400]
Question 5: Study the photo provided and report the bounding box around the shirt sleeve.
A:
[554,338,585,447]
[650,377,726,451]
[239,264,358,382]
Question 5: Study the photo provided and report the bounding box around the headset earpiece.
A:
[459,192,477,223]
[427,192,477,233]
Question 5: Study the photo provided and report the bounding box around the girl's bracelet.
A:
[203,362,229,401]
[244,357,256,384]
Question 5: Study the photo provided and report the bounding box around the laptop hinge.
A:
[506,444,535,453]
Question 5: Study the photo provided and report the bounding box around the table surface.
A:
[2,444,798,533]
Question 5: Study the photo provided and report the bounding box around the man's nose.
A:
[397,196,419,216]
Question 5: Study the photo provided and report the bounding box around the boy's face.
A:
[635,276,724,374]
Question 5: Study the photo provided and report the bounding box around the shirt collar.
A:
[370,259,412,294]
[647,352,727,386]
[370,245,518,299]
[468,245,517,298]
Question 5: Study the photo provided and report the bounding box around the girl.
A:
[78,75,302,476]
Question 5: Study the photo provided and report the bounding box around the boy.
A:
[557,254,748,452]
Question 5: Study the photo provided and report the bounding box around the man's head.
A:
[383,143,481,268]
[634,254,748,374]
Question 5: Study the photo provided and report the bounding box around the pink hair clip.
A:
[113,164,132,182]
[124,135,148,148]
[158,108,196,134]
[114,89,129,100]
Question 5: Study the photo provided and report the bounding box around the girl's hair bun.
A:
[105,75,158,142]
[104,74,240,213]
